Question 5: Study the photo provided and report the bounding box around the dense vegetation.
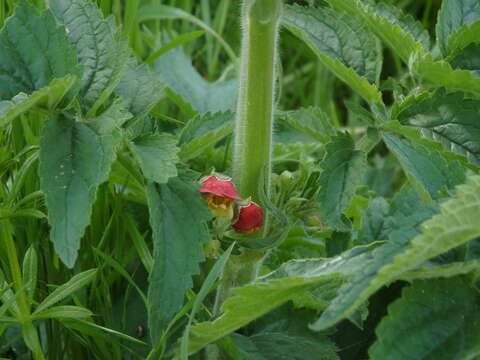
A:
[1,0,479,359]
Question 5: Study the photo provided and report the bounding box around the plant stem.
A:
[232,0,282,201]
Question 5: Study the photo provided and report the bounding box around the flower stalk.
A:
[211,0,283,339]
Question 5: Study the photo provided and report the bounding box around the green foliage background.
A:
[0,0,479,359]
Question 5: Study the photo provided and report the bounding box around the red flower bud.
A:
[199,175,242,200]
[233,201,264,234]
[199,174,242,218]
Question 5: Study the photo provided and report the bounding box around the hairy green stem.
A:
[209,3,282,358]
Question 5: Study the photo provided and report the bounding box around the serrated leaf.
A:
[0,3,81,100]
[369,277,480,360]
[0,76,76,128]
[231,332,339,360]
[410,51,480,95]
[394,91,480,166]
[372,175,480,289]
[40,113,121,267]
[153,45,237,114]
[114,60,163,116]
[383,133,465,200]
[400,260,480,282]
[317,133,367,231]
[282,5,382,104]
[355,197,390,245]
[311,188,438,331]
[48,0,129,110]
[447,20,480,58]
[186,244,378,355]
[178,111,234,160]
[131,134,179,184]
[436,0,480,57]
[450,43,480,77]
[279,107,336,143]
[146,177,212,343]
[326,0,428,62]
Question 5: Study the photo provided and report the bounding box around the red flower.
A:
[199,174,242,218]
[233,201,264,234]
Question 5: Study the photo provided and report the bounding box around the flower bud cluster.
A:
[198,174,264,234]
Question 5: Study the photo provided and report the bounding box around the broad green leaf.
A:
[34,269,97,314]
[32,305,93,320]
[279,107,336,143]
[326,0,428,62]
[0,3,81,100]
[311,188,438,331]
[153,45,237,114]
[40,112,121,267]
[373,175,480,288]
[447,20,480,57]
[317,133,367,231]
[450,43,480,76]
[186,244,379,355]
[410,51,480,95]
[146,177,212,342]
[394,91,480,166]
[114,60,163,116]
[48,0,130,111]
[131,134,179,184]
[0,76,76,128]
[178,111,234,160]
[369,277,480,360]
[436,0,480,57]
[180,243,235,360]
[400,260,480,282]
[382,133,465,200]
[282,5,382,104]
[231,332,339,360]
[355,197,390,245]
[187,275,341,355]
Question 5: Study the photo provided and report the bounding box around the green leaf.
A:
[22,246,38,305]
[400,260,480,282]
[40,113,121,267]
[153,45,237,114]
[137,4,236,63]
[131,134,179,184]
[450,43,480,76]
[325,0,428,62]
[436,0,480,57]
[355,197,390,245]
[282,5,382,104]
[48,0,130,111]
[180,243,235,360]
[186,244,379,355]
[231,332,339,360]
[369,277,480,360]
[34,269,97,314]
[317,133,367,231]
[447,20,480,57]
[32,305,93,320]
[394,91,480,166]
[0,3,81,100]
[114,60,163,116]
[146,177,212,343]
[373,175,480,288]
[410,51,480,95]
[279,107,336,143]
[0,76,76,128]
[382,133,465,200]
[178,111,234,160]
[311,188,438,331]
